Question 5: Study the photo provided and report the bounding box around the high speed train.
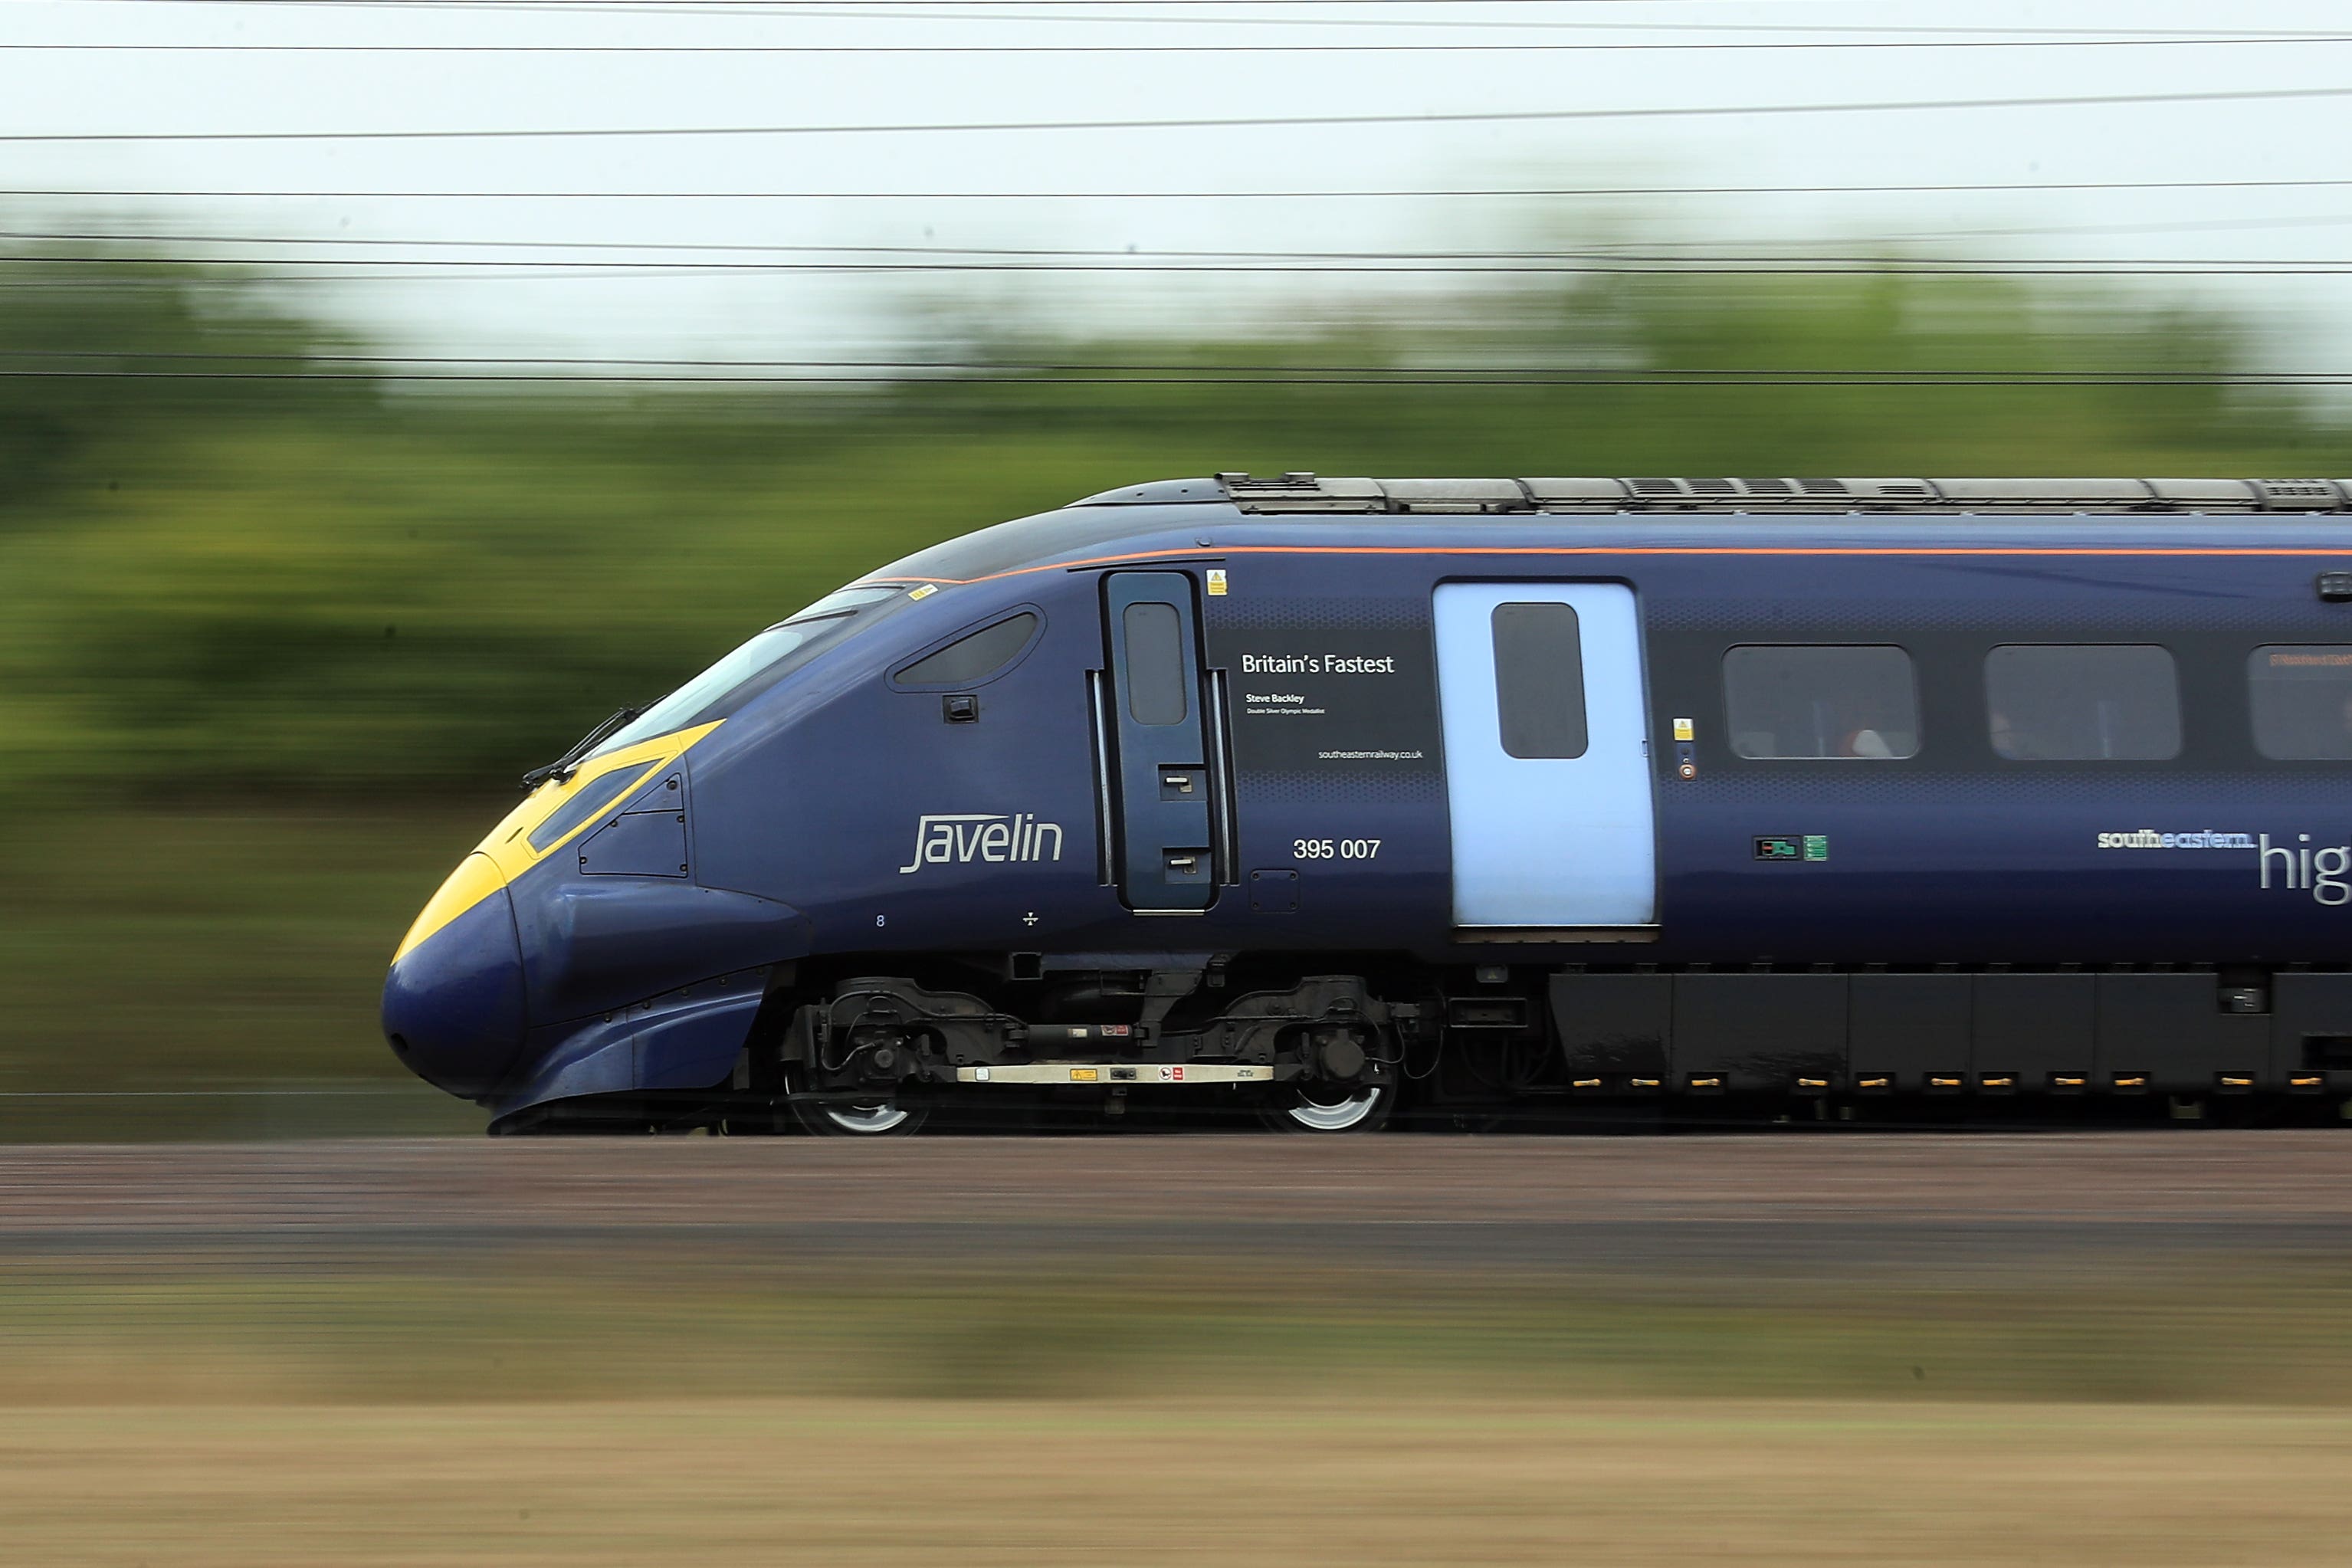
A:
[383,472,2352,1133]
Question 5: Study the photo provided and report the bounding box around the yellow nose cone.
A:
[390,720,723,965]
[393,852,509,965]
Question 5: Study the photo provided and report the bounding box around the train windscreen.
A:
[587,586,904,756]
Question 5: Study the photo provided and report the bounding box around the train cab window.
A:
[1985,645,2180,761]
[894,612,1040,688]
[1122,601,1189,725]
[2249,646,2352,759]
[1491,602,1589,759]
[579,585,906,762]
[1723,645,1920,759]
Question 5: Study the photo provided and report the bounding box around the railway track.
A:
[4,1133,2347,1268]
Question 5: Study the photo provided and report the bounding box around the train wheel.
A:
[1259,1082,1394,1134]
[788,1092,932,1137]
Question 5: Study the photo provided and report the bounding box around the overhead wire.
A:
[8,239,2352,274]
[17,264,2352,284]
[31,3,2346,398]
[9,179,2352,201]
[4,84,2352,140]
[64,1,2352,40]
[7,33,2350,51]
[18,213,2352,255]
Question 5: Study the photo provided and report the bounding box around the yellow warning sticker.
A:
[909,584,938,600]
[1206,569,1228,596]
[1671,717,1694,741]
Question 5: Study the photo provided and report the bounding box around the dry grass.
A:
[9,1197,2351,1563]
[5,1396,2350,1566]
[10,1258,2352,1407]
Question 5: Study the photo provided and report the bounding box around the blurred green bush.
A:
[0,258,2337,802]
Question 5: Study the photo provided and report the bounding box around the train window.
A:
[2249,646,2352,759]
[894,612,1040,688]
[1723,645,1920,759]
[523,758,657,853]
[582,586,908,762]
[1491,602,1589,759]
[1122,601,1189,725]
[1985,645,2180,760]
[791,585,904,620]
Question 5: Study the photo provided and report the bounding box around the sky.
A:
[5,0,2352,368]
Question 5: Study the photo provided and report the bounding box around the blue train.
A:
[383,473,2352,1133]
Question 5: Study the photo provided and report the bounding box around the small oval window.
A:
[894,612,1040,687]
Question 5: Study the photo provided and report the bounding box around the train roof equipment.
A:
[1071,474,2352,514]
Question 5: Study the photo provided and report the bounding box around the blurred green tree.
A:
[0,249,2340,805]
[0,245,372,509]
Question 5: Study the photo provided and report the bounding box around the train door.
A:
[1432,582,1658,929]
[1100,571,1218,913]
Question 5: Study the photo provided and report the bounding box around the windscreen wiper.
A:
[520,705,642,792]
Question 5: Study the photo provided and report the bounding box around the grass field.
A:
[8,1160,2350,1563]
[9,1396,2351,1566]
[12,1258,2352,1406]
[0,808,483,1138]
[14,1260,2352,1560]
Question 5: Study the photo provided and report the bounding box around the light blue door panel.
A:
[1434,582,1658,927]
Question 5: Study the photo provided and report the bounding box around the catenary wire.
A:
[19,215,2352,255]
[71,1,2334,34]
[11,179,2352,200]
[8,34,2350,51]
[19,263,2352,284]
[5,84,2352,140]
[11,242,2352,271]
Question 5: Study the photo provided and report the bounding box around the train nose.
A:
[382,854,526,1101]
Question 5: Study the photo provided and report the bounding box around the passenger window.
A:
[1122,601,1189,725]
[1985,645,2180,760]
[2249,645,2352,759]
[894,612,1039,687]
[1723,645,1920,759]
[1491,602,1588,759]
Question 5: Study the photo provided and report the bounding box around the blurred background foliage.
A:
[0,225,2343,1130]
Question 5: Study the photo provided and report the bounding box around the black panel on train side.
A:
[2272,972,2352,1083]
[1971,973,2094,1080]
[1849,973,1971,1088]
[1553,967,2352,1093]
[1671,974,1845,1089]
[1550,973,1670,1081]
[2093,973,2267,1087]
